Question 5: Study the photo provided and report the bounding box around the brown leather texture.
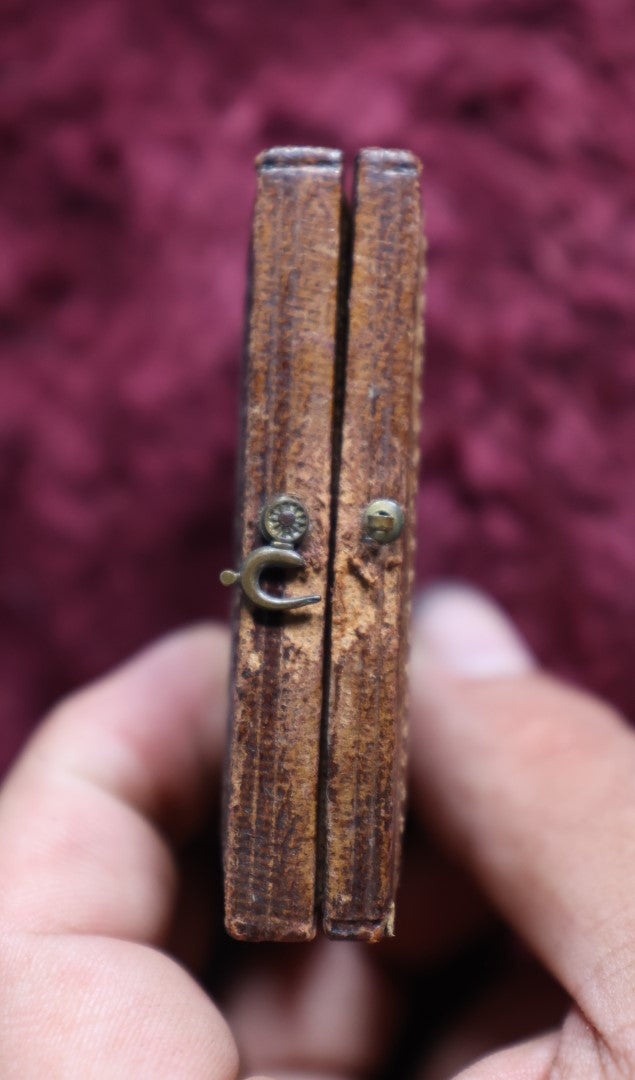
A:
[223,146,424,942]
[322,149,424,941]
[223,148,343,941]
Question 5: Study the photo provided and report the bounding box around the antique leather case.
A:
[222,146,424,942]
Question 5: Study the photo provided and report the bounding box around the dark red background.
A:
[1,0,633,773]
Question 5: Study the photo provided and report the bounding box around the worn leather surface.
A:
[323,150,423,941]
[224,148,423,941]
[223,149,342,941]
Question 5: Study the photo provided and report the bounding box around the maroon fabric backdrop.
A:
[1,0,633,773]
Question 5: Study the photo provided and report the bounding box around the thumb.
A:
[409,584,635,1055]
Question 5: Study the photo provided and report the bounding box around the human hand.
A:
[0,585,631,1078]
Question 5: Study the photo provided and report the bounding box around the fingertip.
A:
[36,621,230,754]
[411,583,534,681]
[407,587,635,1041]
[0,622,231,940]
[0,933,240,1080]
[28,620,232,822]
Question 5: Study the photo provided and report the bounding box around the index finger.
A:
[0,623,229,942]
[408,586,635,1051]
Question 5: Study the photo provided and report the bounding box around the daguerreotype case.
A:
[221,146,425,941]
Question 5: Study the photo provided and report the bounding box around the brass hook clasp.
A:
[220,495,321,612]
[220,545,319,611]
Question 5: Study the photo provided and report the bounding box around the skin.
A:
[0,583,632,1078]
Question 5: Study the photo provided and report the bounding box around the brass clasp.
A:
[220,495,320,612]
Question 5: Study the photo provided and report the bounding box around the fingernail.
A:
[412,583,535,678]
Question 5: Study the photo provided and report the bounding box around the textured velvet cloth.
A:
[1,0,633,771]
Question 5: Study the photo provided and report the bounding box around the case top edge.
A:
[256,146,343,171]
[357,147,422,175]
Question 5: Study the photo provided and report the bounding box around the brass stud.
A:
[362,498,404,544]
